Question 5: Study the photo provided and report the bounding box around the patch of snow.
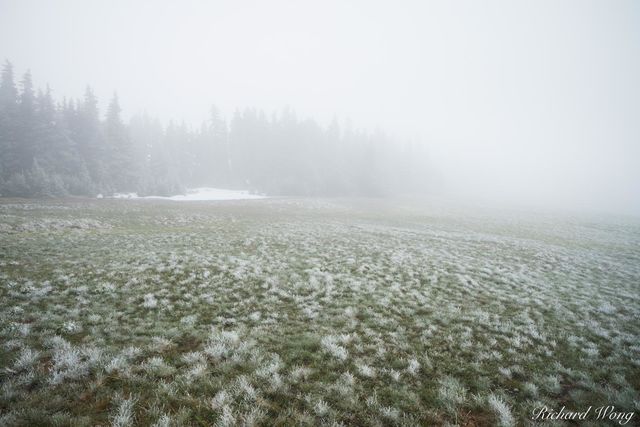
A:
[111,192,137,199]
[110,188,266,201]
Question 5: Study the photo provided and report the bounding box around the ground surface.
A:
[0,198,639,426]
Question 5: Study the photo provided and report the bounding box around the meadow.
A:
[0,198,638,426]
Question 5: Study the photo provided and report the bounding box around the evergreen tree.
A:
[209,106,230,185]
[0,60,18,111]
[74,86,103,191]
[15,71,37,172]
[105,93,135,191]
[0,61,19,182]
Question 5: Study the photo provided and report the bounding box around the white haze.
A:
[1,0,638,214]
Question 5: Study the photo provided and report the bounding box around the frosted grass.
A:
[0,197,638,425]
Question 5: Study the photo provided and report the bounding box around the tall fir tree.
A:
[74,86,103,190]
[0,61,19,181]
[16,71,37,172]
[105,93,135,191]
[210,105,230,185]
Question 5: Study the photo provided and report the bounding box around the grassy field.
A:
[0,198,639,426]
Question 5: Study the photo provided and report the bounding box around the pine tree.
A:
[0,60,18,111]
[0,60,19,181]
[210,105,230,185]
[16,71,37,172]
[105,93,135,192]
[74,86,103,191]
[36,87,81,191]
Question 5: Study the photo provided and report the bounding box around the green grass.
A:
[0,197,639,426]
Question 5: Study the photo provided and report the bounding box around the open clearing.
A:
[0,198,639,426]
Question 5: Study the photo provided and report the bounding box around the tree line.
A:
[0,61,429,198]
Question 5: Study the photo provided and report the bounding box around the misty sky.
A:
[1,0,639,214]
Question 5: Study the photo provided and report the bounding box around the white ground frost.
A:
[0,197,638,425]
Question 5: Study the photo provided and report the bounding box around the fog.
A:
[2,3,640,424]
[1,0,639,214]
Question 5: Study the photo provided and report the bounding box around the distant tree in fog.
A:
[0,61,431,198]
[104,93,135,192]
[0,61,19,180]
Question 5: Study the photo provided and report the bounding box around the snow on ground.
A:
[110,187,266,201]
